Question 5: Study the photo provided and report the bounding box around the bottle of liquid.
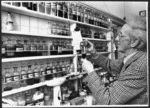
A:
[45,2,51,14]
[51,2,57,16]
[5,68,13,84]
[30,39,37,56]
[33,62,40,84]
[84,8,88,23]
[36,40,43,56]
[56,61,62,77]
[77,5,81,22]
[69,2,73,20]
[57,2,63,17]
[32,2,37,11]
[6,37,15,58]
[45,62,53,80]
[32,87,44,106]
[23,39,31,57]
[13,67,20,87]
[6,13,13,31]
[80,6,84,22]
[2,39,6,58]
[39,2,45,13]
[50,40,58,55]
[63,2,68,18]
[15,39,24,57]
[40,63,46,82]
[20,65,27,87]
[52,62,57,78]
[72,3,77,21]
[57,40,62,55]
[27,65,35,85]
[42,40,48,56]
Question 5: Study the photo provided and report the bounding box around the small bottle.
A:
[6,13,13,31]
[13,67,20,83]
[23,39,31,57]
[33,62,40,84]
[57,40,62,55]
[42,40,48,56]
[39,2,45,13]
[27,65,35,85]
[45,62,53,80]
[20,65,27,87]
[40,63,46,82]
[45,2,51,14]
[57,2,63,17]
[6,37,15,58]
[36,40,43,56]
[30,39,37,56]
[51,2,57,16]
[15,39,24,57]
[63,2,68,18]
[2,39,6,58]
[52,62,57,78]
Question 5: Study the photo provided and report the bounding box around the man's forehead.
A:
[120,24,132,33]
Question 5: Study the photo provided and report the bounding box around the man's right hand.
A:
[84,40,97,55]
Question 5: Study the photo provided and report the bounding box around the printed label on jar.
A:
[13,75,20,81]
[2,48,6,54]
[28,73,34,78]
[16,48,23,52]
[5,77,12,83]
[46,70,51,74]
[41,71,45,75]
[34,72,39,77]
[21,74,27,79]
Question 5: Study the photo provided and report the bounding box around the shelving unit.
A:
[1,1,125,106]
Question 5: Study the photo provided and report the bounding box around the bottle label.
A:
[2,48,6,54]
[21,74,27,79]
[34,72,39,77]
[41,71,45,75]
[16,48,23,52]
[46,70,51,74]
[13,75,20,81]
[28,73,34,78]
[5,77,12,83]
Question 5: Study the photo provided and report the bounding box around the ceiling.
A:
[82,1,147,20]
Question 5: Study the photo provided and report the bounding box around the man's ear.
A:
[130,39,139,48]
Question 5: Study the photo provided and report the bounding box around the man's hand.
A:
[81,59,95,74]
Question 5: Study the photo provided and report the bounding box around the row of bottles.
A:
[3,1,110,28]
[2,59,74,92]
[2,37,73,58]
[3,86,53,106]
[94,32,106,39]
[93,42,108,52]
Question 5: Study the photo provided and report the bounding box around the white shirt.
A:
[123,52,137,64]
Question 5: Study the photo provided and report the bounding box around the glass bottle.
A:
[25,90,34,106]
[72,3,77,21]
[23,39,31,57]
[17,93,26,106]
[36,40,43,56]
[45,62,53,80]
[20,65,27,87]
[63,2,68,18]
[42,40,48,56]
[77,5,81,22]
[40,63,46,82]
[5,68,13,83]
[89,10,92,24]
[80,6,84,22]
[6,37,15,58]
[50,40,57,55]
[69,2,73,20]
[66,24,70,36]
[2,39,6,58]
[13,66,20,82]
[6,13,13,31]
[84,8,88,23]
[51,2,57,16]
[57,2,63,17]
[61,60,67,76]
[30,39,37,56]
[27,65,34,85]
[46,2,51,14]
[15,39,24,57]
[57,40,62,55]
[52,62,57,78]
[33,62,40,84]
[32,2,37,11]
[39,2,45,13]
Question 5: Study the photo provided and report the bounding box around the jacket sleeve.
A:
[83,60,147,104]
[89,52,124,74]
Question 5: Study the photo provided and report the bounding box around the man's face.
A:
[116,24,132,53]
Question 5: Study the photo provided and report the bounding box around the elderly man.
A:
[81,15,147,104]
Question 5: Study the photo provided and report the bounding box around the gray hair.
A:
[126,15,147,51]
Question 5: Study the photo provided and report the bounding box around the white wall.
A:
[83,1,147,19]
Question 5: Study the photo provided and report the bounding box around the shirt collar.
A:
[123,51,137,64]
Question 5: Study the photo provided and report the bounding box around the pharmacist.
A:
[81,15,147,104]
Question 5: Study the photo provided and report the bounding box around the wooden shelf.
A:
[2,30,72,39]
[2,3,110,31]
[2,54,75,63]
